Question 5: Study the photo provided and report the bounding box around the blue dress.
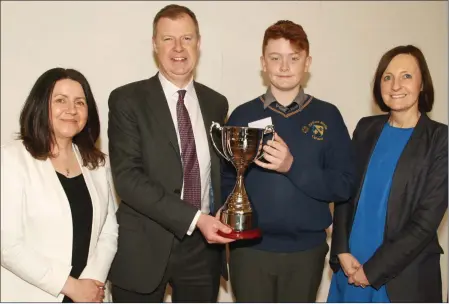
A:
[328,123,413,303]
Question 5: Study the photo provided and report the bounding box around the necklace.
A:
[388,112,421,128]
[51,146,75,177]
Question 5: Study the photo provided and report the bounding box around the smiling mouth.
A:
[172,57,187,62]
[390,94,407,99]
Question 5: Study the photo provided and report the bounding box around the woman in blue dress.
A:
[328,45,447,302]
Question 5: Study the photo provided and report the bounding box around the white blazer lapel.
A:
[41,154,73,245]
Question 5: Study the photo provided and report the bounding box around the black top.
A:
[56,172,93,303]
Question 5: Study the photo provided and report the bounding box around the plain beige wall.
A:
[1,1,447,302]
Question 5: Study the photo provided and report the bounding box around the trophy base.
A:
[218,228,262,240]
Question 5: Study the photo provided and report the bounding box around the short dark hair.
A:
[263,20,309,55]
[373,45,434,113]
[18,67,105,169]
[153,4,200,37]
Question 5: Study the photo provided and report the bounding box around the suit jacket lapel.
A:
[194,82,220,212]
[144,75,181,158]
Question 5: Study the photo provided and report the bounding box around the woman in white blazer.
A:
[1,68,118,302]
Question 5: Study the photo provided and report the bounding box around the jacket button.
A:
[174,189,181,194]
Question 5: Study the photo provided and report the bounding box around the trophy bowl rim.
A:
[220,125,271,131]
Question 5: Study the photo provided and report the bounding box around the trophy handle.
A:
[210,121,230,161]
[255,124,275,161]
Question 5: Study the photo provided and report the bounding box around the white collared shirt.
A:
[158,72,211,234]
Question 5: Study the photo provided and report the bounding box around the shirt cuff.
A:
[187,210,202,235]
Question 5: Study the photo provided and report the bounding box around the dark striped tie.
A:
[176,90,201,209]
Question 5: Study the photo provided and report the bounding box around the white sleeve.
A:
[1,146,72,297]
[186,210,201,235]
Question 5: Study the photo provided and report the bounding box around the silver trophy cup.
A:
[210,122,275,239]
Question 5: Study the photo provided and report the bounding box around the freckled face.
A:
[261,38,311,91]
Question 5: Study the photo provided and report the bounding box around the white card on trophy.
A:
[248,117,273,129]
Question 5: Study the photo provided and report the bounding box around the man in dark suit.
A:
[107,4,235,302]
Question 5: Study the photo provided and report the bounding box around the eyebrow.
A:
[53,94,86,100]
[267,52,300,56]
[161,33,195,37]
[383,70,411,75]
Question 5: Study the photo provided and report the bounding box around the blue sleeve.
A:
[285,107,356,202]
